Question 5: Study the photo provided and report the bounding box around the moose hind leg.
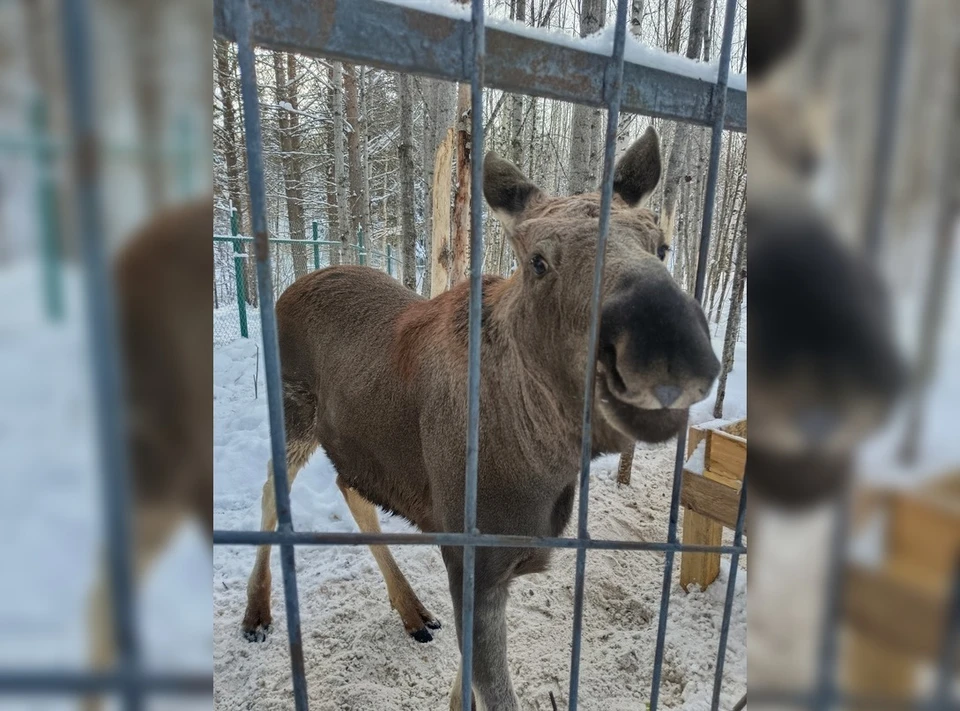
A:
[241,438,314,641]
[337,478,441,642]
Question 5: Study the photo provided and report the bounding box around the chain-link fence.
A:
[213,219,406,345]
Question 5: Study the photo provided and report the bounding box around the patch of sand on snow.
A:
[213,444,745,710]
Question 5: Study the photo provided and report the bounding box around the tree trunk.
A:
[713,220,746,418]
[431,128,456,296]
[331,62,351,264]
[422,78,457,294]
[568,0,606,194]
[399,74,418,291]
[359,66,373,251]
[510,0,527,168]
[344,63,365,260]
[132,0,164,209]
[325,72,341,267]
[272,52,308,281]
[630,0,645,35]
[215,39,256,306]
[451,79,472,286]
[659,0,709,275]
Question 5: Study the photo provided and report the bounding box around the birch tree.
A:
[568,0,606,194]
[272,51,308,280]
[399,74,418,291]
[331,61,351,264]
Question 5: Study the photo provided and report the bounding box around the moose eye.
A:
[657,244,670,261]
[531,254,548,277]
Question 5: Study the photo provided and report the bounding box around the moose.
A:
[241,126,720,710]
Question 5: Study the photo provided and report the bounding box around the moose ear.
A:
[483,152,541,234]
[613,126,662,207]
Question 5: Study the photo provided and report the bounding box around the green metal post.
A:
[312,221,320,270]
[357,226,366,266]
[176,113,193,197]
[386,244,393,277]
[32,95,64,322]
[231,209,249,338]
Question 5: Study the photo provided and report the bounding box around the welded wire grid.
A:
[212,233,404,345]
[2,0,956,710]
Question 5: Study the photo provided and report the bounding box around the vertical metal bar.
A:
[812,486,853,711]
[710,477,747,711]
[460,0,485,705]
[176,113,193,198]
[861,0,909,257]
[59,1,141,709]
[386,244,393,277]
[357,226,366,266]
[232,1,308,708]
[33,94,65,322]
[232,209,249,338]
[814,6,910,706]
[650,0,737,707]
[935,559,960,706]
[566,1,631,708]
[312,220,320,270]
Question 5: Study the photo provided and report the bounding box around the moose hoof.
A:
[425,617,442,630]
[243,624,271,643]
[410,627,434,643]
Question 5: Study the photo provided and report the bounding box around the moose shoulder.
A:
[241,126,719,710]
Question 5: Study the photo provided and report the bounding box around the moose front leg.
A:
[443,548,519,711]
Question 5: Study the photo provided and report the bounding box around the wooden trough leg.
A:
[843,627,917,701]
[680,508,723,591]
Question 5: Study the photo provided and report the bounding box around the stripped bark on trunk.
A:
[398,74,418,291]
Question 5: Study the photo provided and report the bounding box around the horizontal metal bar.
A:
[212,0,745,132]
[213,234,364,249]
[0,671,211,695]
[213,529,747,554]
[0,134,192,159]
[747,689,950,711]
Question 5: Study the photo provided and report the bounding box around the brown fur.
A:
[242,130,718,709]
[86,197,213,710]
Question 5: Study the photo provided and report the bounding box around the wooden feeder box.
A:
[679,418,747,592]
[844,470,960,698]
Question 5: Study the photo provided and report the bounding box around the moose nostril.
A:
[796,408,838,445]
[653,384,682,408]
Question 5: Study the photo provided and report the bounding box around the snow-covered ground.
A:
[1,262,212,710]
[213,321,746,710]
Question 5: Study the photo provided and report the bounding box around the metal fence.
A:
[213,218,405,345]
[4,0,953,710]
[212,0,746,710]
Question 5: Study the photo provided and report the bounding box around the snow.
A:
[0,261,212,710]
[685,440,707,476]
[379,0,746,90]
[213,324,745,709]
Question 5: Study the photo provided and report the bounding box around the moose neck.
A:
[480,274,601,467]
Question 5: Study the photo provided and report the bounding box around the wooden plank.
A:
[680,509,723,591]
[686,423,709,459]
[844,563,950,661]
[887,492,960,577]
[719,419,747,438]
[704,429,746,487]
[844,626,918,700]
[681,469,745,530]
